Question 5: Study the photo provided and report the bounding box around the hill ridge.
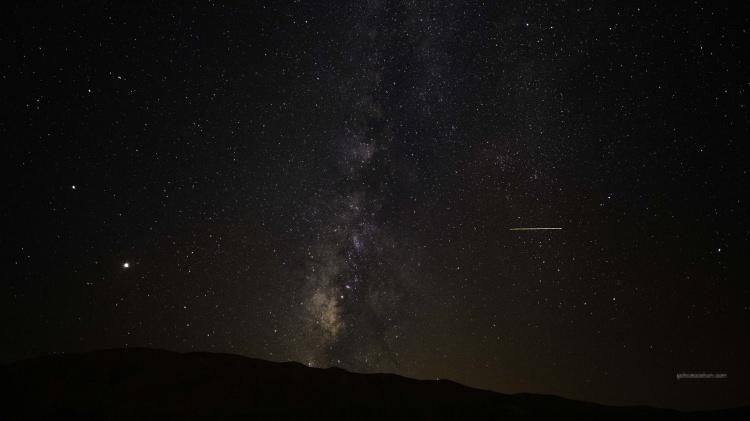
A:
[2,348,747,420]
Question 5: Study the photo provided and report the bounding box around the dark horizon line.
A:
[5,346,748,414]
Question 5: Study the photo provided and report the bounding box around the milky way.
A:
[298,2,406,367]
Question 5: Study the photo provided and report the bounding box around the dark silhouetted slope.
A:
[1,348,747,420]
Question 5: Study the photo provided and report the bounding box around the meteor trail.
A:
[509,227,562,231]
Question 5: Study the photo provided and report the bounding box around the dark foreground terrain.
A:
[1,348,747,420]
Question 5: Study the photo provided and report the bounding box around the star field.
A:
[2,1,748,411]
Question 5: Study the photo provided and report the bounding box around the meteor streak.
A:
[509,227,562,231]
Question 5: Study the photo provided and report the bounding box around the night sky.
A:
[3,1,749,411]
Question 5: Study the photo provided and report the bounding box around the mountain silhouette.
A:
[1,348,747,420]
